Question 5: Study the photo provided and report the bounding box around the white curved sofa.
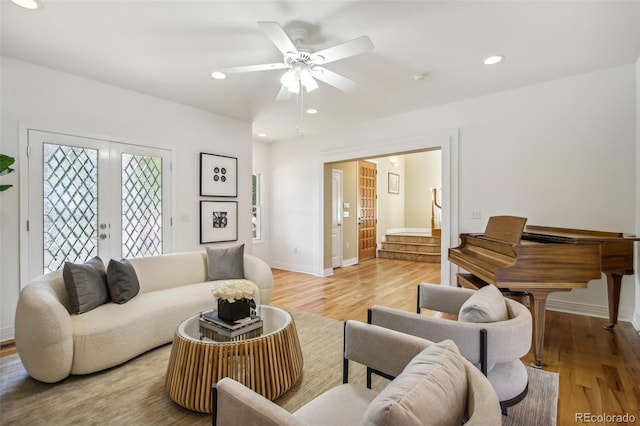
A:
[15,251,273,383]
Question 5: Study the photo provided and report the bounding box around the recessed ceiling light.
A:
[11,0,40,9]
[211,71,227,80]
[483,55,504,65]
[257,133,267,138]
[306,108,318,114]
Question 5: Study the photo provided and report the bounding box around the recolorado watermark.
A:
[575,412,637,423]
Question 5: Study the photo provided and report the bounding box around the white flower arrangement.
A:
[212,279,256,303]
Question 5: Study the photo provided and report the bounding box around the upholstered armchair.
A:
[368,283,532,414]
[212,320,502,426]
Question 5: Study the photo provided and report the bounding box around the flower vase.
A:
[218,298,251,322]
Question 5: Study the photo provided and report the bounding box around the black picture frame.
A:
[200,200,238,243]
[200,153,237,197]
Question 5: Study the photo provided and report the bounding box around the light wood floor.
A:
[271,258,640,425]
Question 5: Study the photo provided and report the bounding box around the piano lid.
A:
[523,225,638,242]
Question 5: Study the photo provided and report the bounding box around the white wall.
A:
[376,156,405,238]
[405,150,442,229]
[635,56,640,331]
[268,64,637,322]
[252,140,270,261]
[0,57,253,340]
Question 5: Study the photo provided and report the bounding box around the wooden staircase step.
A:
[381,241,440,254]
[385,234,440,244]
[378,249,441,263]
[380,233,441,263]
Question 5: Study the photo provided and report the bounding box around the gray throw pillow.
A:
[206,244,245,281]
[107,258,140,304]
[458,284,508,323]
[63,256,109,314]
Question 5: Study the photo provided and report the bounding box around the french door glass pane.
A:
[122,153,163,258]
[43,143,98,272]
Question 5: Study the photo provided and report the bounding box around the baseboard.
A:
[1,326,15,342]
[342,257,358,267]
[269,261,326,277]
[546,299,633,323]
[633,311,640,332]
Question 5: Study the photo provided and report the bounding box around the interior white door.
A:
[331,169,343,268]
[24,129,172,281]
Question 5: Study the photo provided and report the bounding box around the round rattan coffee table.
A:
[165,305,303,413]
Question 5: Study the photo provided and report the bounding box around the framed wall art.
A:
[388,172,400,194]
[200,200,238,243]
[200,153,237,197]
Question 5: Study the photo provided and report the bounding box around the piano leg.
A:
[529,292,546,368]
[527,289,559,369]
[604,273,622,330]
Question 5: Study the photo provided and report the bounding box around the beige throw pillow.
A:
[458,284,508,323]
[360,340,468,426]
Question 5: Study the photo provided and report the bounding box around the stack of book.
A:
[199,310,263,342]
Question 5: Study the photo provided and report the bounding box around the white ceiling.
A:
[2,1,639,142]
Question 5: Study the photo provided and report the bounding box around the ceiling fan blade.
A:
[276,85,293,101]
[220,63,288,74]
[311,36,374,65]
[312,67,357,92]
[258,21,299,56]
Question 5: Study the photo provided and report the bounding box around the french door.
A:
[24,129,172,281]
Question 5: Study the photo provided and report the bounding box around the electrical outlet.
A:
[471,210,481,219]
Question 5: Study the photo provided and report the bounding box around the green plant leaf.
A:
[0,167,14,176]
[0,184,12,192]
[0,154,16,171]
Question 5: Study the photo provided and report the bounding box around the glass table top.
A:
[178,305,291,344]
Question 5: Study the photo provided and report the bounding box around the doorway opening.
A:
[319,130,459,284]
[325,149,442,270]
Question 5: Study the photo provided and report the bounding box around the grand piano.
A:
[448,215,637,367]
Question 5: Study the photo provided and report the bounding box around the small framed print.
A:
[200,153,237,197]
[388,172,400,194]
[200,201,238,243]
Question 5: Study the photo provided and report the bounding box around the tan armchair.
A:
[212,320,502,426]
[368,283,532,414]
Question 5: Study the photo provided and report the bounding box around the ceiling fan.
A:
[211,21,374,101]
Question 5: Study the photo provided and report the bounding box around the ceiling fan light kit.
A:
[11,0,40,9]
[484,55,504,65]
[212,21,373,134]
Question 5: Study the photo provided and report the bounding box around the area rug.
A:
[0,308,558,425]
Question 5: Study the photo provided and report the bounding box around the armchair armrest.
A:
[213,378,304,426]
[370,304,531,368]
[370,305,485,364]
[462,361,503,425]
[417,283,474,314]
[343,320,433,379]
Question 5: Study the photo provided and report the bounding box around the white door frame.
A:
[319,129,459,284]
[331,169,343,268]
[19,123,174,287]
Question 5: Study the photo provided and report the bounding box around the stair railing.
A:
[431,187,442,237]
